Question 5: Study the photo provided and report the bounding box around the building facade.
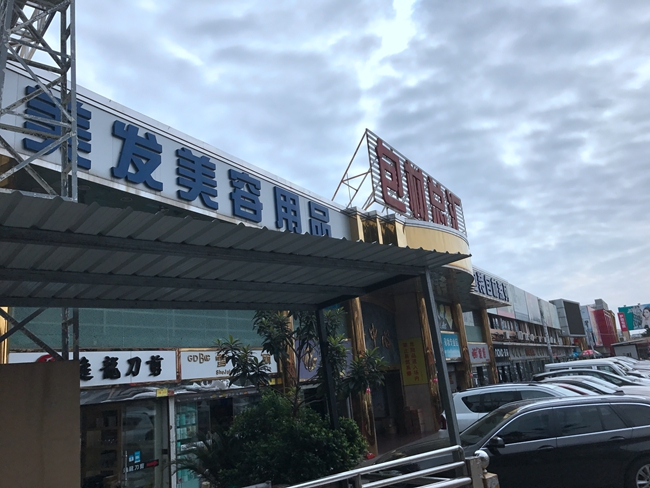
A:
[0,61,586,488]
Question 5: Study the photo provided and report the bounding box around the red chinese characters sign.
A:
[399,338,427,386]
[468,343,490,364]
[367,131,466,234]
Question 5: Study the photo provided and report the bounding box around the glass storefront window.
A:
[175,396,257,488]
[81,400,167,488]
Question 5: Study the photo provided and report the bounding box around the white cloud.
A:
[71,0,650,314]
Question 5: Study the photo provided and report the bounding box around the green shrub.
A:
[180,391,368,487]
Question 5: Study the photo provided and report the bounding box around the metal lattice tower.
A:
[0,0,78,363]
[0,0,77,201]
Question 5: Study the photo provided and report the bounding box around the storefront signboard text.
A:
[366,131,466,235]
[1,67,351,239]
[494,346,510,360]
[399,338,427,385]
[468,343,490,365]
[473,270,509,302]
[180,349,277,381]
[10,350,177,387]
[441,332,461,361]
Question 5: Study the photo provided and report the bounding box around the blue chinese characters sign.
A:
[441,332,461,361]
[1,65,351,239]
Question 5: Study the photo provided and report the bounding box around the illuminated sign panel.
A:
[366,130,466,235]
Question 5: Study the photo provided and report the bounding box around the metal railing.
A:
[287,445,473,488]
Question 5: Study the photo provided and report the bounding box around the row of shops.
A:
[5,271,576,488]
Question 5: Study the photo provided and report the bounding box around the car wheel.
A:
[626,458,650,488]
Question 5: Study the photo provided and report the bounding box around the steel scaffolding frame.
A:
[0,0,78,361]
[0,0,77,201]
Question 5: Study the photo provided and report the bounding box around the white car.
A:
[442,383,582,432]
[546,359,650,385]
[541,374,650,397]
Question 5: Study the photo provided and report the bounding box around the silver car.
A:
[443,383,582,431]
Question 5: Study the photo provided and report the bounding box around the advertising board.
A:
[618,304,650,331]
[365,131,466,235]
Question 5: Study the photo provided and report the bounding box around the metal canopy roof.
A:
[0,192,469,311]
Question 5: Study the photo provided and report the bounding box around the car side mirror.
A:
[487,436,505,449]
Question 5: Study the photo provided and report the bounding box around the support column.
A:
[0,306,7,364]
[61,308,70,360]
[480,309,499,384]
[451,303,472,390]
[281,312,297,393]
[417,294,442,431]
[420,271,461,447]
[316,308,339,430]
[344,298,378,454]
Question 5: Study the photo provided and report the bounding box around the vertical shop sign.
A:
[618,312,629,332]
[399,338,427,386]
[441,332,461,361]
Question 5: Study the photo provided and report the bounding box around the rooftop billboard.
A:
[618,304,650,331]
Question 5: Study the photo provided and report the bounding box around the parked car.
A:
[442,383,583,431]
[602,357,650,379]
[373,395,650,488]
[533,368,647,387]
[545,359,650,384]
[540,375,625,395]
[604,357,650,378]
[614,356,650,372]
[541,373,650,397]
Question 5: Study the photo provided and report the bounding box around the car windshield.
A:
[459,403,527,447]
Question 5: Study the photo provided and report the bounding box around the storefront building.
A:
[9,346,277,488]
[0,59,580,487]
[487,282,573,381]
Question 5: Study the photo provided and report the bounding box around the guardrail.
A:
[286,445,473,488]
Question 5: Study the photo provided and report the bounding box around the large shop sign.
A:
[9,350,177,387]
[365,130,466,235]
[473,269,509,303]
[179,349,278,381]
[1,67,351,239]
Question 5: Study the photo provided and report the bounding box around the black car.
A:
[373,395,650,488]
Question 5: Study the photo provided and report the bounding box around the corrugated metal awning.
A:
[0,192,469,311]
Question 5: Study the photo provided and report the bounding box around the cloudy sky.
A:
[72,0,650,316]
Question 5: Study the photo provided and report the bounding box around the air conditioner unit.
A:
[516,331,524,340]
[526,333,532,341]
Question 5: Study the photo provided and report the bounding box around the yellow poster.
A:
[399,338,427,386]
